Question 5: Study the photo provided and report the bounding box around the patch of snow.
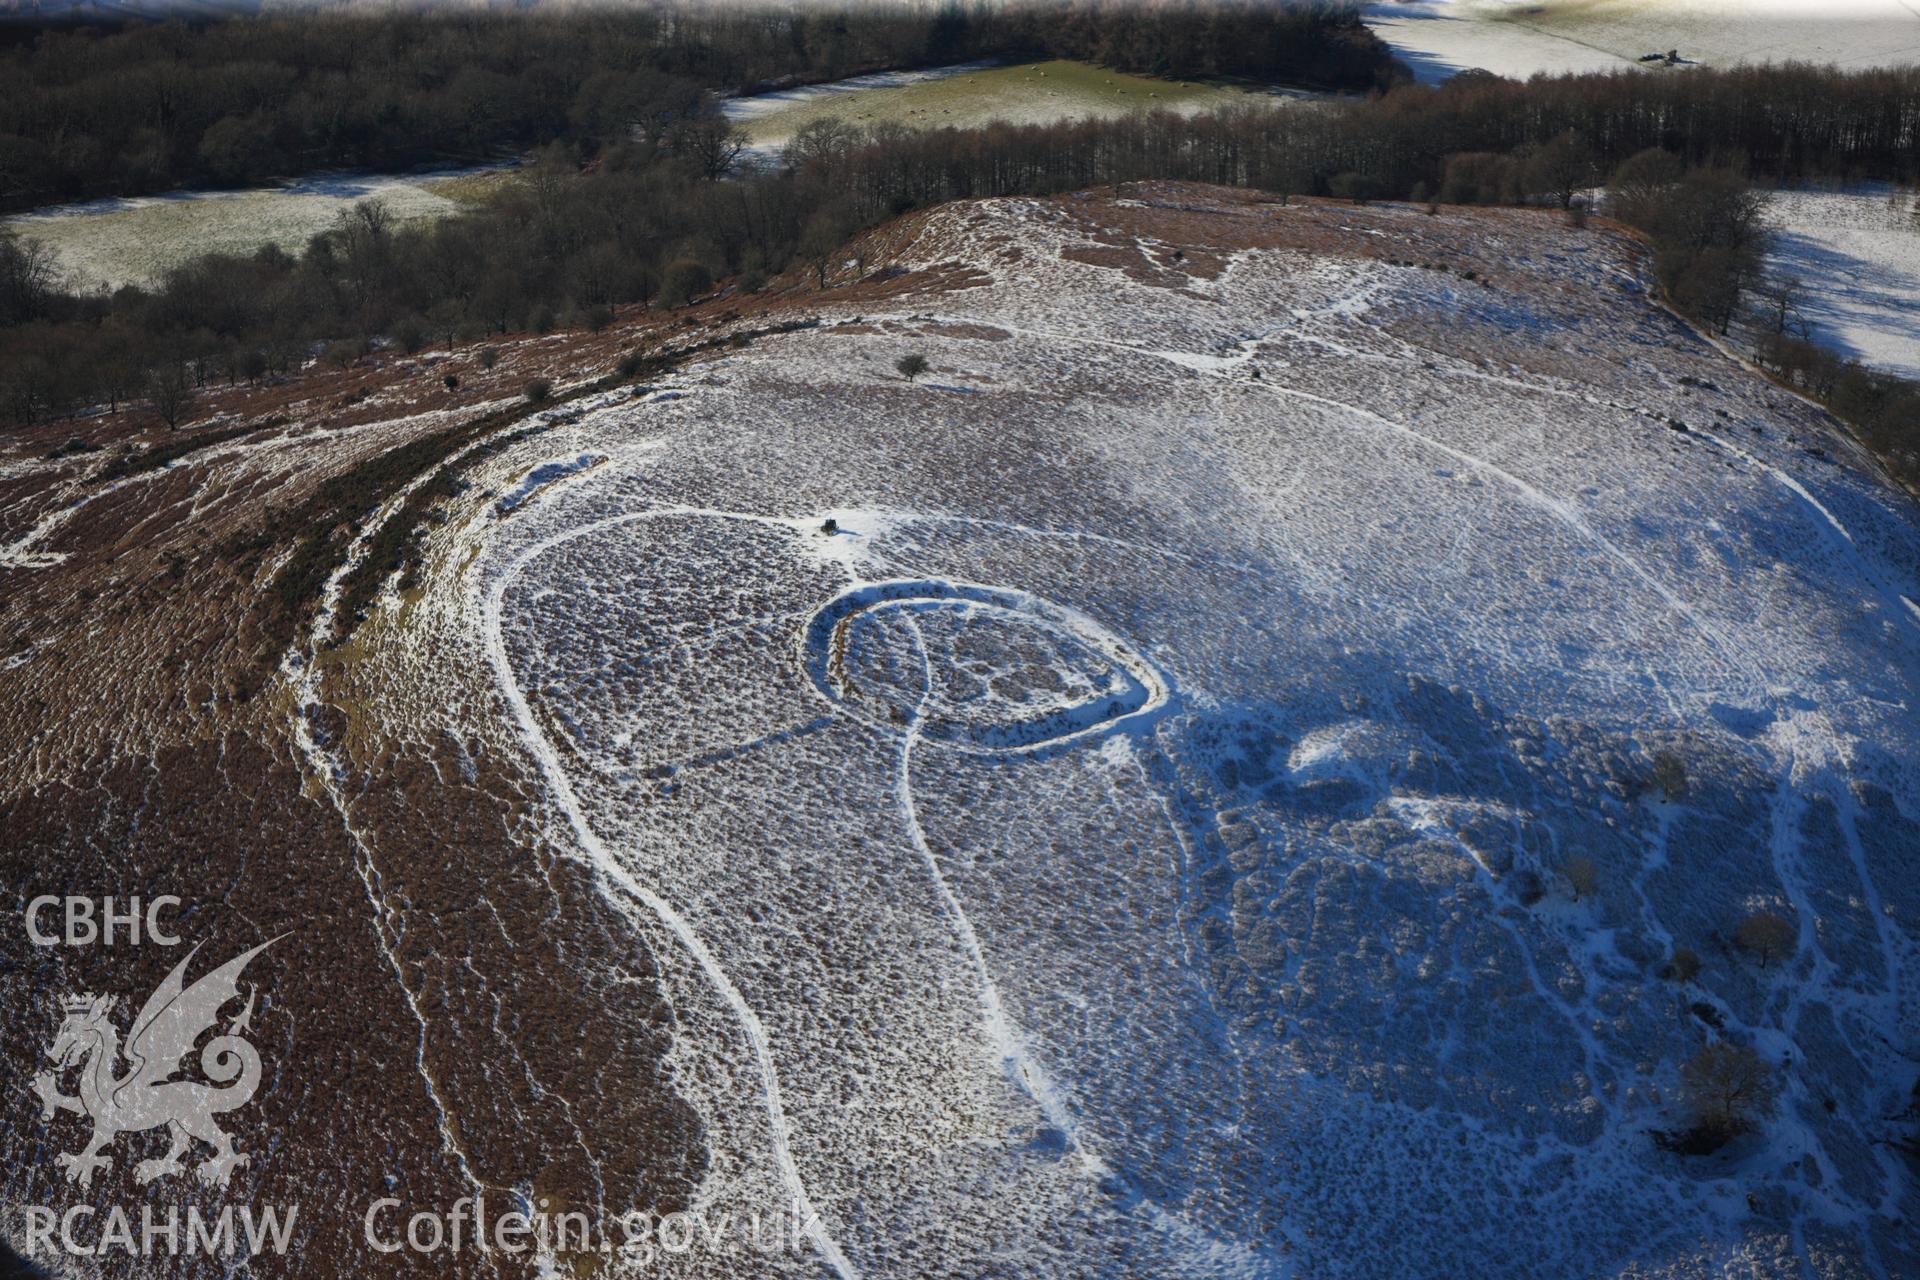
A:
[495,453,606,516]
[1368,1,1920,84]
[1764,183,1920,381]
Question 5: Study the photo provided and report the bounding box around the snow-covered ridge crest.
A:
[26,183,1906,1278]
[402,185,1914,1278]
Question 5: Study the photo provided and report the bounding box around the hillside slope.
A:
[3,186,1917,1279]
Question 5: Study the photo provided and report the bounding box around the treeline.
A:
[1754,326,1920,489]
[0,0,1386,210]
[763,63,1920,219]
[1604,154,1920,489]
[4,58,1918,488]
[1363,63,1920,185]
[0,137,884,427]
[1181,61,1920,197]
[1601,150,1919,488]
[1607,149,1771,334]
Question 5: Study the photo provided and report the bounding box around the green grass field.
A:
[728,59,1295,152]
[6,167,512,293]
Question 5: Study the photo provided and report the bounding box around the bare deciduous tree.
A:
[1735,911,1796,969]
[681,111,748,182]
[1757,274,1810,339]
[1523,131,1596,210]
[1680,1042,1778,1142]
[1559,856,1601,902]
[1648,750,1689,802]
[147,362,194,430]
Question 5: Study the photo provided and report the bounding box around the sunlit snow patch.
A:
[801,579,1169,753]
[494,453,605,515]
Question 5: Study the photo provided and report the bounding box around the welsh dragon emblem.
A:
[30,938,280,1190]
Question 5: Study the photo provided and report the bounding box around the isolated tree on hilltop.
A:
[1648,750,1688,802]
[896,353,930,382]
[1736,911,1796,969]
[1680,1042,1778,1146]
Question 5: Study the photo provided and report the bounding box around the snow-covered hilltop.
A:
[3,186,1915,1278]
[1368,1,1920,83]
[413,188,1920,1277]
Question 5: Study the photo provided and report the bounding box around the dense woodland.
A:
[1,9,1917,489]
[0,0,1387,209]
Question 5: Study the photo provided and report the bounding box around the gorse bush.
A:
[1662,947,1701,983]
[657,259,714,310]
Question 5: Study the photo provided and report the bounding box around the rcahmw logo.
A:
[19,1203,296,1260]
[19,908,299,1261]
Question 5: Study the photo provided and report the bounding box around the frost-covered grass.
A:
[299,190,1920,1279]
[3,164,508,292]
[726,59,1302,157]
[1765,183,1920,381]
[1368,0,1920,83]
[1366,1,1627,81]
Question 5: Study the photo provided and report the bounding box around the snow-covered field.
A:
[1368,1,1920,83]
[2,164,506,292]
[1765,184,1920,381]
[291,190,1920,1277]
[724,59,1307,165]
